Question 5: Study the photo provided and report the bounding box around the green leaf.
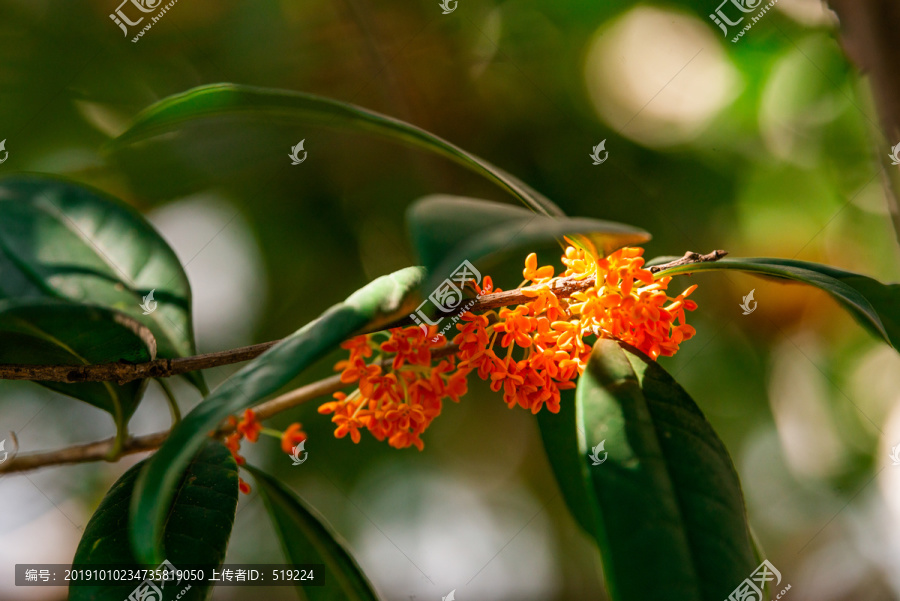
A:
[407,196,650,292]
[245,465,381,601]
[0,299,155,453]
[131,266,426,565]
[110,83,562,217]
[535,388,598,536]
[540,339,758,601]
[70,441,239,601]
[0,175,206,393]
[652,257,895,347]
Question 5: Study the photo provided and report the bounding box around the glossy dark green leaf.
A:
[110,83,562,217]
[131,266,426,564]
[652,257,895,347]
[0,175,206,393]
[407,196,650,292]
[540,339,758,601]
[245,465,381,601]
[535,388,598,536]
[71,441,239,601]
[0,299,155,453]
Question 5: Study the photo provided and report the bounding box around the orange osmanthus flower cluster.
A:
[320,244,699,450]
[224,409,307,494]
[317,327,468,451]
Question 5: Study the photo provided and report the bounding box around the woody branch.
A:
[0,250,725,385]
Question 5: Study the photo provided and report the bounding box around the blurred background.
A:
[2,0,900,599]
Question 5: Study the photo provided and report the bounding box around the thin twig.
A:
[0,341,279,385]
[0,430,171,475]
[0,373,345,474]
[648,250,728,274]
[0,344,464,475]
[0,250,726,385]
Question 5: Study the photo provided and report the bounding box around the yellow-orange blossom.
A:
[319,244,698,450]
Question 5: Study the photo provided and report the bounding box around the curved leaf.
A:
[0,299,155,452]
[131,266,426,564]
[110,83,563,217]
[540,339,758,601]
[652,257,895,347]
[0,175,206,393]
[408,196,650,293]
[245,465,381,601]
[70,441,239,601]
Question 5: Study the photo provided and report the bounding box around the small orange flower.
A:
[495,305,534,348]
[281,423,307,454]
[341,335,374,358]
[445,368,470,403]
[225,431,245,465]
[385,402,427,432]
[389,430,425,451]
[339,358,382,384]
[381,326,437,370]
[454,313,491,358]
[237,408,262,442]
[474,275,496,295]
[238,477,251,495]
[332,403,367,444]
[523,252,555,282]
